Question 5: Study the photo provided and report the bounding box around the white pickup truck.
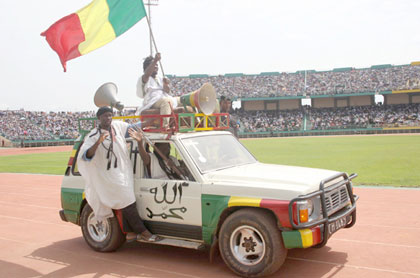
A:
[60,116,358,277]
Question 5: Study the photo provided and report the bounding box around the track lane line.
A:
[0,190,57,197]
[0,201,58,210]
[0,236,32,245]
[0,233,209,278]
[52,247,203,278]
[330,238,420,249]
[0,184,59,190]
[355,223,420,230]
[287,256,420,277]
[0,215,72,228]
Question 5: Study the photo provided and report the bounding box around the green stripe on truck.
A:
[61,187,84,224]
[201,194,230,244]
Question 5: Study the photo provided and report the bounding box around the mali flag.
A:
[41,0,147,71]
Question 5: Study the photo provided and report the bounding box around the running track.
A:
[0,147,419,277]
[1,174,419,277]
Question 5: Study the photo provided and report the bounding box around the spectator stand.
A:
[1,62,420,145]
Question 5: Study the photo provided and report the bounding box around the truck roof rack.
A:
[78,112,230,136]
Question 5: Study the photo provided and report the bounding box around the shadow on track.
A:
[0,260,42,278]
[26,237,348,277]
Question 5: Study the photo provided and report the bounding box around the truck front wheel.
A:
[80,204,125,252]
[218,208,287,277]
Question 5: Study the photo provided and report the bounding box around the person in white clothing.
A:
[136,53,180,123]
[77,106,162,242]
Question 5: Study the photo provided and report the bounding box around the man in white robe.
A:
[136,53,179,117]
[77,106,162,242]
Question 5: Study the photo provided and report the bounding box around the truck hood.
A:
[202,162,341,200]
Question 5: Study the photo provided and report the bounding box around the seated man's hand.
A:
[154,52,161,62]
[163,77,170,93]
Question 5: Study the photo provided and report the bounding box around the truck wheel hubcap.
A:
[230,225,266,265]
[87,212,109,242]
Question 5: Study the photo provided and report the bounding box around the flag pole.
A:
[145,15,165,77]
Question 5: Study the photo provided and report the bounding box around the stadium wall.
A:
[349,95,373,106]
[266,102,277,110]
[12,139,75,148]
[335,98,349,107]
[242,99,301,110]
[412,95,420,103]
[385,94,409,105]
[10,128,420,147]
[312,98,334,108]
[239,127,420,139]
[243,101,264,111]
[242,94,379,111]
[279,99,300,110]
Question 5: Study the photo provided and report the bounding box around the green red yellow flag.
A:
[41,0,147,71]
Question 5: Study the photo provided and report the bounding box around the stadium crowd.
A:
[308,103,420,130]
[0,110,95,141]
[1,65,420,141]
[236,103,420,133]
[1,104,419,141]
[235,110,304,132]
[169,65,420,99]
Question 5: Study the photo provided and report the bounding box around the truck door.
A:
[134,141,202,240]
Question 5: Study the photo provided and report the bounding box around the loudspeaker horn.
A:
[94,82,124,111]
[180,83,217,115]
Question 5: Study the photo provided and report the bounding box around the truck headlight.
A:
[297,199,314,223]
[307,199,314,216]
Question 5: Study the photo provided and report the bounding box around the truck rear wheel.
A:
[80,204,125,252]
[218,208,287,277]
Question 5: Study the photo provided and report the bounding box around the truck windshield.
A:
[181,134,257,173]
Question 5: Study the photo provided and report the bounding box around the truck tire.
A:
[80,204,125,252]
[218,208,287,277]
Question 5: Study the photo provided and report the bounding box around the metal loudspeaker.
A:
[94,82,124,111]
[180,83,217,115]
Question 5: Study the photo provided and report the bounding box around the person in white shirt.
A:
[136,53,180,126]
[77,106,162,242]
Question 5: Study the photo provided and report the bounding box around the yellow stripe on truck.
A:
[228,196,262,207]
[299,229,313,248]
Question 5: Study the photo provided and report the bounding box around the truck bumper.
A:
[59,209,68,222]
[282,204,356,249]
[283,172,358,249]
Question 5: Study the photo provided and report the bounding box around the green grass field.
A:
[0,152,71,175]
[242,135,420,187]
[0,135,419,186]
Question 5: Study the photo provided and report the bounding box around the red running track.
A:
[0,173,419,278]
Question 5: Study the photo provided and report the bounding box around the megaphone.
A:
[180,83,217,115]
[94,82,124,111]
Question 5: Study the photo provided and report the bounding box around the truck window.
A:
[143,142,195,181]
[181,134,256,173]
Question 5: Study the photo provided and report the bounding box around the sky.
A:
[1,0,419,112]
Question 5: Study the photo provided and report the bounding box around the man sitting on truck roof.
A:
[136,53,182,127]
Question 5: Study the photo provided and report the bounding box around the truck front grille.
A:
[325,185,350,215]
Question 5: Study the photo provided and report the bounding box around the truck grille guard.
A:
[288,172,359,245]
